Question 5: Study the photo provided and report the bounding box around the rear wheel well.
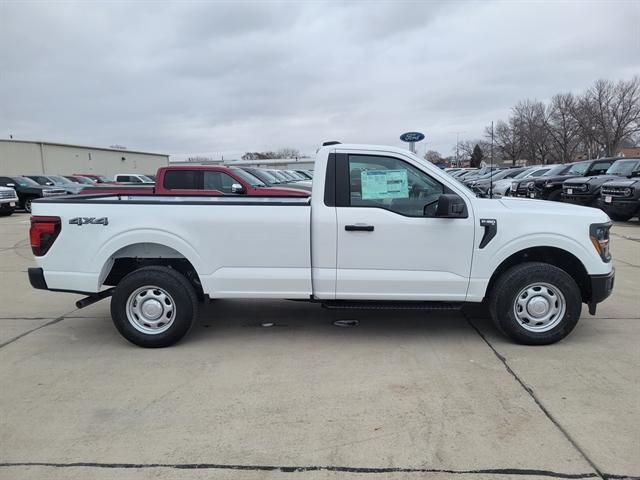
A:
[102,244,203,299]
[486,247,590,302]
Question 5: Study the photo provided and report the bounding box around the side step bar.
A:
[321,301,463,311]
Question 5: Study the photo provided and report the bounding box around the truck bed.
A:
[32,194,312,297]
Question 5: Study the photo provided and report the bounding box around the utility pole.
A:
[451,131,465,167]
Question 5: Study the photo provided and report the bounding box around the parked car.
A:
[114,174,155,184]
[562,158,639,207]
[0,186,19,216]
[81,165,310,197]
[466,167,529,196]
[241,167,313,192]
[528,158,618,201]
[29,143,613,348]
[0,176,66,212]
[74,173,113,183]
[599,176,640,221]
[294,170,313,179]
[63,175,95,185]
[507,165,557,197]
[26,175,84,194]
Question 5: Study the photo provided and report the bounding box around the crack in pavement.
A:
[462,315,610,480]
[0,309,77,349]
[0,462,637,478]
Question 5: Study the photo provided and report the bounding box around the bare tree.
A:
[424,150,443,163]
[513,100,553,164]
[547,93,582,163]
[275,147,301,159]
[579,77,640,156]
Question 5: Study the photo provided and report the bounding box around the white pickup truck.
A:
[28,144,614,347]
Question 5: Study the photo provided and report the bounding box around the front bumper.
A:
[598,198,640,216]
[587,268,615,313]
[561,193,597,206]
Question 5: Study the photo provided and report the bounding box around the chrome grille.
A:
[0,190,17,199]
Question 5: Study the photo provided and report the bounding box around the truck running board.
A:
[321,301,463,311]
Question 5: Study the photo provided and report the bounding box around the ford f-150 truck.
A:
[27,144,614,348]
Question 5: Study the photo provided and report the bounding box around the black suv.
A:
[562,158,639,207]
[0,176,66,212]
[527,159,615,201]
[599,175,640,221]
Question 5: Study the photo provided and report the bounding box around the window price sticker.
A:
[361,169,409,200]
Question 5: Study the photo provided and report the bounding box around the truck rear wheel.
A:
[489,262,582,345]
[111,266,198,347]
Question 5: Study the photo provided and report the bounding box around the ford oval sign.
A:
[400,132,425,143]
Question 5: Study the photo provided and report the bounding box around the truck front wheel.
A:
[111,266,198,347]
[489,262,582,345]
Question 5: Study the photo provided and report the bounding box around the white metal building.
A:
[0,139,169,176]
[170,158,315,170]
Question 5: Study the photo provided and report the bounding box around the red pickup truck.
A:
[80,165,310,196]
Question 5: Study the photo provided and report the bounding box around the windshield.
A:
[567,162,589,175]
[270,170,289,182]
[98,175,113,182]
[287,171,306,180]
[28,176,54,185]
[139,175,154,182]
[545,163,571,176]
[606,160,639,176]
[48,175,73,185]
[513,167,537,179]
[231,168,266,187]
[67,176,94,184]
[245,169,277,184]
[12,176,40,187]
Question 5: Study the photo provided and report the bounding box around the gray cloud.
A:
[1,0,638,159]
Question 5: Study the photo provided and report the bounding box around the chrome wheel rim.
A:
[126,285,176,334]
[513,282,565,333]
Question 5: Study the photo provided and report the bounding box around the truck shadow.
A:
[184,298,496,345]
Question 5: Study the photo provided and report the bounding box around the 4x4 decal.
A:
[69,217,109,226]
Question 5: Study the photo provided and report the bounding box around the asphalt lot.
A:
[0,211,638,480]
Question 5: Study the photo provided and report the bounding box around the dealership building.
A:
[0,139,169,177]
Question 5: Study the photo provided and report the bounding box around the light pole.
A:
[451,131,465,167]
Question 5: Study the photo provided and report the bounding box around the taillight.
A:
[30,216,61,256]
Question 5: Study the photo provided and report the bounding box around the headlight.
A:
[590,223,611,262]
[579,184,589,191]
[526,181,534,188]
[623,187,633,197]
[544,181,553,188]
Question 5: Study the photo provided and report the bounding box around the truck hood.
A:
[563,175,620,186]
[598,178,640,188]
[498,196,609,221]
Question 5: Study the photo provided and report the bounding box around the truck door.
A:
[334,153,475,301]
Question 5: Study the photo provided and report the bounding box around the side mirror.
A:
[631,170,640,178]
[434,194,468,218]
[231,183,245,194]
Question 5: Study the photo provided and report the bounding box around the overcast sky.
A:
[1,1,639,160]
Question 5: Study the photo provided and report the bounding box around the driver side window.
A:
[348,155,444,217]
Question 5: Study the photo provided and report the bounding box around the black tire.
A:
[23,197,35,213]
[489,262,582,345]
[0,208,14,217]
[111,266,198,348]
[608,212,633,222]
[546,189,562,202]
